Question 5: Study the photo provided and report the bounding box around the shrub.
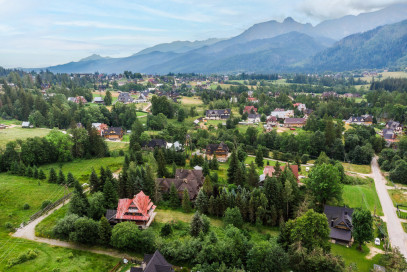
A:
[53,214,79,240]
[224,207,244,228]
[5,222,13,230]
[6,249,39,268]
[41,200,52,210]
[23,203,30,210]
[160,223,173,237]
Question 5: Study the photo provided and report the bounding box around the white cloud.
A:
[54,21,164,32]
[299,0,407,21]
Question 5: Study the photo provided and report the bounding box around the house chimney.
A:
[331,220,334,227]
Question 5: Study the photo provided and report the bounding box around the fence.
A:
[25,192,73,226]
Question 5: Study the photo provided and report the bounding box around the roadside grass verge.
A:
[342,182,383,216]
[341,162,371,174]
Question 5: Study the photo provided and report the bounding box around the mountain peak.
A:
[79,54,108,62]
[283,17,296,23]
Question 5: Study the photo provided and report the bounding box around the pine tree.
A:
[99,216,112,245]
[99,166,106,189]
[255,149,264,167]
[38,169,46,180]
[190,211,203,237]
[103,179,118,209]
[89,168,100,193]
[182,189,191,213]
[203,175,213,196]
[248,162,259,187]
[66,172,75,187]
[48,168,57,183]
[203,160,210,177]
[57,169,66,185]
[105,167,113,182]
[143,164,156,200]
[208,195,216,216]
[195,190,208,214]
[274,161,282,177]
[157,149,168,178]
[169,183,179,208]
[227,150,239,184]
[118,173,127,198]
[33,166,39,179]
[172,162,177,178]
[210,155,219,170]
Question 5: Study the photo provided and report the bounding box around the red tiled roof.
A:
[115,191,156,221]
[244,106,257,113]
[263,164,299,181]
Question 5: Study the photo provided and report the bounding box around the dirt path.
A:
[366,246,384,259]
[371,156,407,258]
[12,191,133,260]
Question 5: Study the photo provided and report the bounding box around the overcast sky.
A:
[0,0,406,68]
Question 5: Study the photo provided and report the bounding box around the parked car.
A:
[375,238,380,245]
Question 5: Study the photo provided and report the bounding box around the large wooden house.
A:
[106,191,156,229]
[324,205,354,245]
[205,109,231,120]
[157,169,204,200]
[206,142,229,162]
[102,127,124,140]
[284,118,306,128]
[130,250,174,272]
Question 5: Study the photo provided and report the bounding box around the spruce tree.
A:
[99,166,106,189]
[38,169,46,180]
[66,172,75,187]
[26,166,33,177]
[202,160,210,177]
[157,149,168,178]
[33,166,39,179]
[208,195,216,216]
[99,216,112,245]
[89,168,100,193]
[248,162,259,187]
[143,164,156,199]
[227,150,239,184]
[203,175,213,196]
[172,162,177,178]
[255,149,264,167]
[195,189,208,214]
[57,169,66,185]
[190,211,203,237]
[103,179,118,209]
[182,189,191,213]
[48,168,57,183]
[169,183,179,208]
[210,155,219,170]
[69,179,89,217]
[118,173,127,198]
[105,167,113,182]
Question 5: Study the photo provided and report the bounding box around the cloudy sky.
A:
[0,0,406,68]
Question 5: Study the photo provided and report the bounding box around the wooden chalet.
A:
[283,118,306,128]
[206,142,229,162]
[157,169,204,200]
[205,109,231,120]
[106,191,156,229]
[142,139,167,149]
[324,205,354,245]
[102,127,124,140]
[130,250,174,272]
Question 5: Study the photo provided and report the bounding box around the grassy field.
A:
[38,157,124,183]
[180,96,203,106]
[0,173,119,271]
[331,244,382,272]
[342,182,383,216]
[35,205,69,238]
[106,141,128,152]
[0,127,51,147]
[341,163,371,174]
[388,189,407,207]
[0,118,22,126]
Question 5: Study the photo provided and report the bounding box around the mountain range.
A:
[37,4,407,74]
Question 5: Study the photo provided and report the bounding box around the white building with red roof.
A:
[106,191,157,229]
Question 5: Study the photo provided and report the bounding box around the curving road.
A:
[371,156,407,258]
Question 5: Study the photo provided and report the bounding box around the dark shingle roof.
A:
[143,139,167,148]
[106,209,117,221]
[206,142,229,155]
[157,169,204,200]
[324,205,354,242]
[103,127,123,136]
[143,250,174,272]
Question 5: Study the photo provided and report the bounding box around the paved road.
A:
[371,156,407,258]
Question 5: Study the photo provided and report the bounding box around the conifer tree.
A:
[208,195,216,216]
[255,149,264,167]
[248,162,259,187]
[33,166,39,179]
[190,211,203,237]
[69,179,89,217]
[157,149,168,178]
[26,166,33,177]
[195,189,208,214]
[143,164,156,200]
[99,216,112,245]
[210,155,219,170]
[99,166,106,189]
[89,168,100,193]
[182,189,191,213]
[38,169,46,180]
[203,160,210,177]
[103,179,118,209]
[203,175,213,196]
[105,167,113,182]
[169,183,179,208]
[58,169,66,185]
[66,172,75,187]
[172,162,177,178]
[227,150,239,184]
[48,168,57,183]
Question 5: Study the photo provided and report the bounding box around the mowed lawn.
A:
[341,162,371,174]
[342,182,383,216]
[331,244,382,272]
[38,157,124,183]
[0,173,119,271]
[180,96,203,106]
[0,127,51,148]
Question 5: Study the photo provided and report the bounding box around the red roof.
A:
[247,97,258,101]
[115,191,156,221]
[263,164,299,181]
[243,106,257,114]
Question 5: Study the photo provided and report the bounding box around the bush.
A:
[224,207,243,228]
[69,217,99,244]
[160,223,173,237]
[5,222,13,230]
[111,222,156,253]
[23,203,30,210]
[53,214,79,240]
[119,150,125,156]
[41,200,52,210]
[301,154,309,164]
[6,249,39,268]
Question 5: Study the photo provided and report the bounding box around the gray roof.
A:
[93,97,104,102]
[324,205,354,242]
[143,250,174,272]
[22,121,30,127]
[284,118,306,124]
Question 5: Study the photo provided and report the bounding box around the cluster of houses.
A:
[380,120,403,145]
[345,114,373,126]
